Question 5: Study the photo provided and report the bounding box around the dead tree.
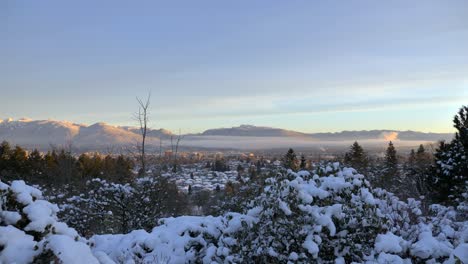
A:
[135,93,151,176]
[171,130,184,173]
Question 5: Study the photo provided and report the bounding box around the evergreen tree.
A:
[114,155,133,183]
[432,105,468,204]
[256,160,262,174]
[28,149,44,177]
[344,141,368,173]
[283,148,298,171]
[380,141,399,190]
[300,155,307,170]
[384,141,398,171]
[236,164,244,175]
[10,145,28,176]
[0,141,12,176]
[212,159,228,172]
[403,145,432,201]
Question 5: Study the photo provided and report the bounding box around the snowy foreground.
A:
[1,164,467,263]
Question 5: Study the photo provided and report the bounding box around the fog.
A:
[179,135,435,152]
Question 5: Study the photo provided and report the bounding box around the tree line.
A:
[0,144,134,186]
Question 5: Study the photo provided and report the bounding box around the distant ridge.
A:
[199,125,453,142]
[0,119,454,150]
[201,124,307,137]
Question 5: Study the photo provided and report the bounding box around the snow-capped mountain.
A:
[0,118,81,147]
[0,119,454,151]
[0,118,172,150]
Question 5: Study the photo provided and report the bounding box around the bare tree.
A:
[134,93,151,176]
[171,129,184,173]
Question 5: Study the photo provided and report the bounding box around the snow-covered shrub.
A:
[60,178,134,235]
[2,165,467,264]
[0,180,100,264]
[232,163,468,263]
[90,213,256,264]
[60,177,188,235]
[233,164,390,262]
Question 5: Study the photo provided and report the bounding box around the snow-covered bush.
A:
[232,164,386,262]
[60,178,134,235]
[0,180,100,264]
[1,164,467,264]
[232,163,468,263]
[60,177,188,235]
[90,213,256,264]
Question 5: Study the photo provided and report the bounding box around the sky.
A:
[1,0,467,133]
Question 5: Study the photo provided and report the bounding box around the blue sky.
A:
[1,0,467,133]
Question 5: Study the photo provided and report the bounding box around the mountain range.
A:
[0,118,454,150]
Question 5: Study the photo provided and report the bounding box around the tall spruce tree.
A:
[432,105,468,204]
[300,155,307,170]
[404,144,432,200]
[380,141,399,190]
[283,148,299,171]
[344,141,368,173]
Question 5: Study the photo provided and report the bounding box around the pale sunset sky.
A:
[1,0,467,133]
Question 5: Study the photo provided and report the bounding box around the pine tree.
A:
[432,105,468,204]
[300,155,307,170]
[380,141,399,190]
[283,148,299,171]
[404,145,432,200]
[0,141,12,176]
[344,141,368,173]
[28,149,44,177]
[6,145,29,179]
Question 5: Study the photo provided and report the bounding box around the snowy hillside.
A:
[0,118,171,150]
[1,164,467,263]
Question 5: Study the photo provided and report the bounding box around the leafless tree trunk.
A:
[135,93,151,176]
[159,138,163,159]
[171,130,184,173]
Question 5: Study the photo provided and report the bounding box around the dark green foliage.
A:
[0,141,134,186]
[300,155,307,170]
[283,148,299,171]
[344,141,368,173]
[431,106,468,204]
[212,159,229,172]
[384,141,398,173]
[403,144,432,201]
[379,141,400,191]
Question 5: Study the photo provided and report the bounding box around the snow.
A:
[375,252,409,264]
[1,163,467,263]
[10,180,42,205]
[361,187,377,205]
[91,213,255,264]
[450,243,468,263]
[44,235,100,264]
[0,226,38,264]
[410,224,453,259]
[374,232,407,254]
[0,211,21,225]
[278,199,292,215]
[23,200,59,232]
[289,252,299,260]
[302,234,319,256]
